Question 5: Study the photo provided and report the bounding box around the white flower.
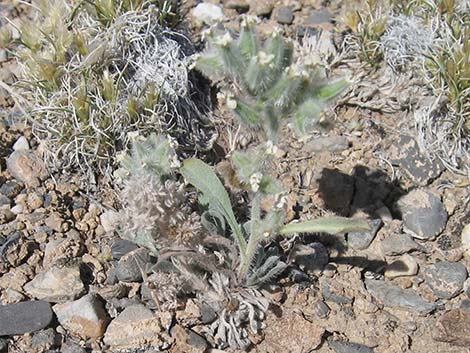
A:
[226,96,237,109]
[257,51,275,67]
[241,15,259,27]
[265,140,278,155]
[249,172,263,192]
[215,32,233,47]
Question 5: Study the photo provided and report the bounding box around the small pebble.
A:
[12,136,29,151]
[277,6,294,24]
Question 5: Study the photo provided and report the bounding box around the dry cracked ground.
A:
[0,1,470,353]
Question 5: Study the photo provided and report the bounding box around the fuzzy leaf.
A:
[292,98,322,135]
[238,24,258,61]
[279,217,370,235]
[315,78,349,101]
[263,33,293,79]
[180,159,246,253]
[234,98,263,126]
[195,51,224,80]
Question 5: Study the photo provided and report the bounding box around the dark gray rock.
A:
[293,242,329,274]
[322,281,353,305]
[61,340,86,353]
[328,339,374,353]
[423,261,467,299]
[365,279,436,315]
[0,301,53,336]
[0,181,23,199]
[0,195,11,208]
[398,189,447,240]
[380,233,422,256]
[305,136,349,153]
[200,304,217,324]
[115,248,151,282]
[389,135,443,185]
[348,219,382,250]
[312,300,330,318]
[111,239,139,260]
[185,328,209,350]
[31,328,59,352]
[308,9,332,25]
[460,300,470,310]
[277,6,294,24]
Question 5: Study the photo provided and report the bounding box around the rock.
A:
[460,299,470,310]
[0,207,15,224]
[0,195,11,208]
[24,265,85,303]
[0,301,53,335]
[103,304,172,351]
[380,233,422,256]
[384,254,419,279]
[44,212,65,233]
[305,136,349,153]
[375,206,393,222]
[115,248,151,282]
[422,261,467,299]
[53,294,109,339]
[365,279,436,315]
[462,224,470,256]
[31,328,58,352]
[434,309,470,346]
[61,341,86,353]
[322,280,353,305]
[100,210,120,233]
[348,219,382,250]
[111,239,139,260]
[308,9,332,25]
[277,6,294,24]
[292,242,328,274]
[171,325,209,353]
[0,180,23,199]
[10,204,23,215]
[43,232,84,267]
[259,310,325,352]
[191,3,225,26]
[250,0,273,16]
[328,339,374,353]
[6,150,48,186]
[312,300,330,318]
[225,0,249,13]
[12,136,29,151]
[398,189,447,240]
[200,303,218,324]
[389,135,443,185]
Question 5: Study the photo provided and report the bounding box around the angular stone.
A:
[380,233,422,256]
[12,136,29,151]
[24,265,85,303]
[328,339,374,353]
[103,304,172,351]
[308,9,332,25]
[31,328,58,352]
[348,219,382,250]
[53,294,109,339]
[225,0,249,12]
[250,0,273,16]
[277,6,294,24]
[365,279,436,315]
[398,189,447,240]
[110,239,138,260]
[423,261,467,299]
[6,150,48,186]
[384,254,418,279]
[0,301,53,335]
[191,3,225,26]
[115,248,151,282]
[434,309,470,346]
[305,136,349,153]
[100,210,120,233]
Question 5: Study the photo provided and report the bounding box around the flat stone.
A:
[111,239,139,260]
[0,180,23,199]
[434,309,470,346]
[277,6,294,24]
[348,219,382,250]
[61,341,86,353]
[31,328,58,352]
[0,195,11,208]
[103,304,172,351]
[24,265,85,303]
[100,210,120,233]
[384,254,419,279]
[53,294,109,339]
[6,150,48,186]
[398,189,447,240]
[12,136,29,151]
[250,0,273,16]
[322,280,353,305]
[191,3,225,26]
[225,0,249,12]
[115,248,151,282]
[365,279,436,315]
[328,339,374,353]
[389,135,443,185]
[312,300,330,318]
[308,9,332,25]
[422,261,467,299]
[0,301,53,335]
[380,233,422,256]
[305,136,349,153]
[171,325,209,353]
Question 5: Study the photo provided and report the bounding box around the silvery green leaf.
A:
[315,78,349,101]
[279,217,370,236]
[291,98,322,135]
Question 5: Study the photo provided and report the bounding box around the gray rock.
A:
[0,195,11,208]
[328,339,374,353]
[111,239,139,260]
[0,180,23,199]
[6,150,48,186]
[115,248,151,282]
[322,281,353,305]
[191,3,225,25]
[225,0,249,12]
[293,242,328,274]
[200,303,217,324]
[31,328,58,352]
[61,341,86,353]
[390,135,443,185]
[277,6,294,24]
[380,233,422,256]
[53,294,109,339]
[12,136,29,151]
[348,219,382,250]
[434,309,470,346]
[398,189,447,240]
[312,300,330,318]
[460,299,470,310]
[306,136,349,153]
[100,210,120,233]
[423,261,467,299]
[24,265,85,303]
[365,279,436,315]
[0,300,53,336]
[250,0,273,16]
[103,304,172,351]
[308,9,332,25]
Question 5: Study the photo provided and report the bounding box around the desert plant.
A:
[12,0,213,175]
[195,16,349,141]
